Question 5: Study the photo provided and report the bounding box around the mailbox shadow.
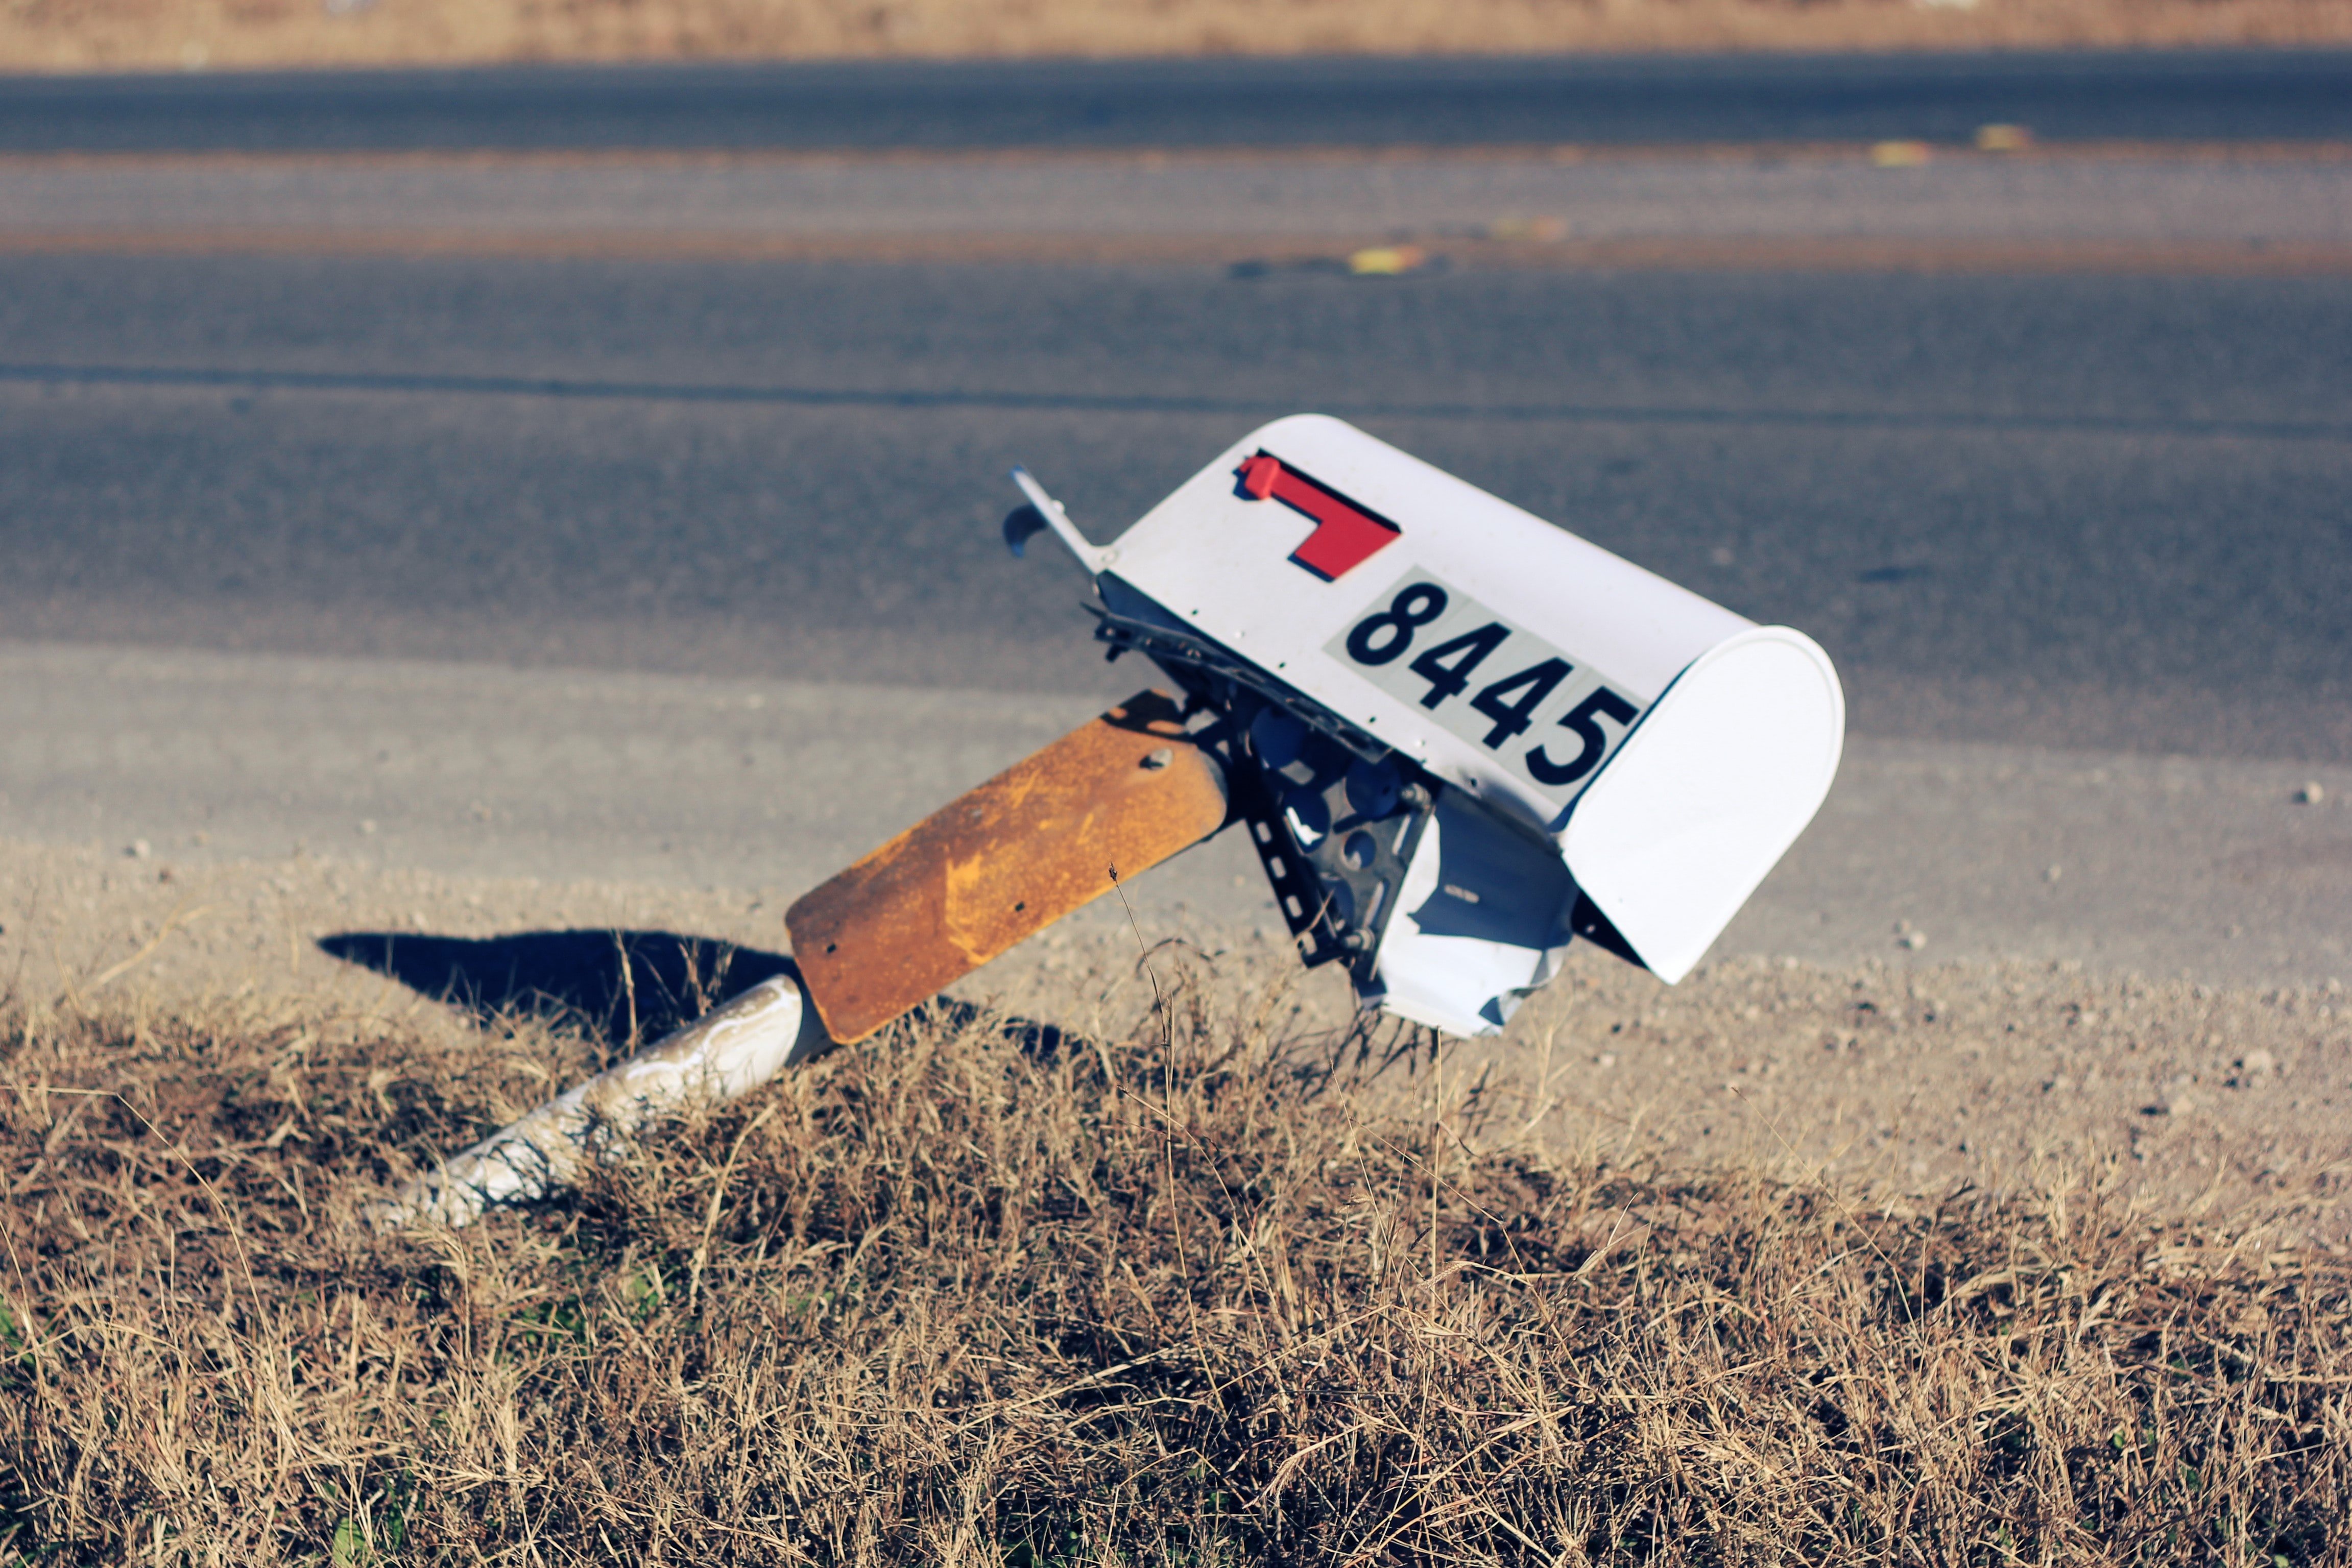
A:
[319,928,1071,1062]
[318,928,795,1053]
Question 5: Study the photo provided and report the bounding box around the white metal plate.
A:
[1321,566,1647,811]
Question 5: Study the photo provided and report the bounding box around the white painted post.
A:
[370,972,827,1229]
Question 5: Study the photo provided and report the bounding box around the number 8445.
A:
[1341,581,1638,789]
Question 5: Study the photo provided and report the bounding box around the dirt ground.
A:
[5,833,2344,1249]
[3,0,2350,78]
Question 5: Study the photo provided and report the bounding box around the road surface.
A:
[5,50,2351,152]
[1,57,2346,990]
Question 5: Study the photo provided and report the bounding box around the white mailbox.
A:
[1014,413,1844,1036]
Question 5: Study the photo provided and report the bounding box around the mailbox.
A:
[1018,413,1844,1035]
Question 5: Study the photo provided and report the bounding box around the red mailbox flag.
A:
[1237,452,1401,582]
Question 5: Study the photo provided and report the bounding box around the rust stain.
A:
[785,690,1228,1045]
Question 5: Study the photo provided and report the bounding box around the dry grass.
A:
[5,0,2352,78]
[2,951,2347,1566]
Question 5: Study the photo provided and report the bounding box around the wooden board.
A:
[785,690,1229,1044]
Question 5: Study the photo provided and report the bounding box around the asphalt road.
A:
[1,57,2346,988]
[4,49,2351,154]
[2,254,2346,763]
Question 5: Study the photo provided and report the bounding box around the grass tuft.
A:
[1,959,2346,1565]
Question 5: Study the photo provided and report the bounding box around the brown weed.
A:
[1,966,2345,1565]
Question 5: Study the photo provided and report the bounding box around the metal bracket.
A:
[1232,707,1436,987]
[1003,467,1116,575]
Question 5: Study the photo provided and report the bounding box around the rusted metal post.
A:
[373,690,1226,1229]
[787,689,1228,1043]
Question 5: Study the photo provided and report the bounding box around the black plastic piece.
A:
[1568,891,1646,971]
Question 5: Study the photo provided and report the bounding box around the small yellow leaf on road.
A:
[1870,140,1933,167]
[1347,244,1428,275]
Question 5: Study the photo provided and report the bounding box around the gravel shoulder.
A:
[8,833,2343,1247]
